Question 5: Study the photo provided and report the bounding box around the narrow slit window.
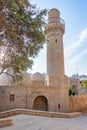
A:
[10,94,15,102]
[58,104,60,109]
[55,39,57,42]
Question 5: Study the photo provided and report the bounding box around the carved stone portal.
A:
[33,96,48,111]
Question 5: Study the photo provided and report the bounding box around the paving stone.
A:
[0,114,87,130]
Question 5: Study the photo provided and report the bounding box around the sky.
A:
[28,0,87,76]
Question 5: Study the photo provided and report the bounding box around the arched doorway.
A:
[33,96,48,111]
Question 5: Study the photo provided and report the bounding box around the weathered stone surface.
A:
[0,109,82,118]
[0,119,12,127]
[0,114,87,130]
[0,8,87,114]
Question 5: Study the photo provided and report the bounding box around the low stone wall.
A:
[0,108,81,118]
[69,95,87,112]
[0,119,12,127]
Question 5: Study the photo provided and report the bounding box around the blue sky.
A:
[28,0,87,76]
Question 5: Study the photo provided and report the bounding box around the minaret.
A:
[44,9,69,112]
[45,8,65,86]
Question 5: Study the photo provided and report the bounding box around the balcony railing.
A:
[46,17,65,26]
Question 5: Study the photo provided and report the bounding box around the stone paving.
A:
[0,114,87,130]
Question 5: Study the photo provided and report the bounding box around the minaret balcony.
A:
[48,17,65,26]
[44,17,65,35]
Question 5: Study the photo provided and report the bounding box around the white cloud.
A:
[64,28,87,56]
[64,28,87,65]
[80,28,87,42]
[69,49,87,64]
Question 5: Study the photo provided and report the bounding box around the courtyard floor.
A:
[1,113,87,130]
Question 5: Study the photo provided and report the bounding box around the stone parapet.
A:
[0,119,12,127]
[0,108,82,118]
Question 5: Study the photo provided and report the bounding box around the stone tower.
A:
[44,9,69,112]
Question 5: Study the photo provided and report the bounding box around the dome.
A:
[0,71,32,86]
[21,71,32,85]
[23,71,31,78]
[32,72,45,81]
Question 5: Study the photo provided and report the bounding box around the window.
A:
[58,104,60,109]
[55,39,57,43]
[10,94,15,102]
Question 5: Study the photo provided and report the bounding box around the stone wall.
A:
[0,119,12,127]
[0,86,27,111]
[1,84,87,113]
[79,88,87,95]
[0,85,69,113]
[69,95,87,112]
[68,78,80,95]
[1,85,87,113]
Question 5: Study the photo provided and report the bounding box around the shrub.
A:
[69,87,75,96]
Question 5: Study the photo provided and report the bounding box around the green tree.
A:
[81,80,87,88]
[0,0,48,81]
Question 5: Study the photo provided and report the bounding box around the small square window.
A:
[10,94,15,102]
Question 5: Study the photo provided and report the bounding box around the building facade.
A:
[0,9,82,113]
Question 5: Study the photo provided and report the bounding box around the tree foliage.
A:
[0,0,48,81]
[69,87,75,96]
[81,80,87,88]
